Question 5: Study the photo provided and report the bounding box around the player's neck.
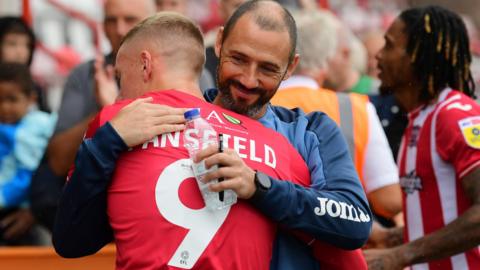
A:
[394,84,423,112]
[157,77,204,100]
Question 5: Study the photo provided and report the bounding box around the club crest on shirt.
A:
[458,116,480,149]
[400,170,422,194]
[408,126,421,147]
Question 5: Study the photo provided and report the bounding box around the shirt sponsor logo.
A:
[400,170,422,194]
[458,116,480,149]
[314,197,370,223]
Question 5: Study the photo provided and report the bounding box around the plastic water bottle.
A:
[183,108,237,210]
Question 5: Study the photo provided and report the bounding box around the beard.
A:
[216,77,274,119]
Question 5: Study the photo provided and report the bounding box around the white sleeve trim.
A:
[459,159,480,179]
[363,102,399,193]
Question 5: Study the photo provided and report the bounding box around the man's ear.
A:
[282,53,300,81]
[140,50,153,82]
[214,27,224,58]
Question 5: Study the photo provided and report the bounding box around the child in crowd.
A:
[0,63,56,245]
[0,16,49,112]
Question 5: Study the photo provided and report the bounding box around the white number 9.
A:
[155,159,230,269]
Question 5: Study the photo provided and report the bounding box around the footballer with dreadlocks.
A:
[363,5,480,270]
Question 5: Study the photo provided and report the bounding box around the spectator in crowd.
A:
[204,0,249,80]
[0,16,49,112]
[54,1,371,269]
[28,0,156,231]
[155,0,187,14]
[318,12,376,95]
[361,30,384,79]
[273,9,402,225]
[363,5,480,270]
[0,63,56,245]
[155,0,215,90]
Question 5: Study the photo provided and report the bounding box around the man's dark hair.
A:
[0,17,36,66]
[221,0,297,64]
[400,5,475,102]
[0,62,34,96]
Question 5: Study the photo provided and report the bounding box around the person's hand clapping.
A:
[94,54,118,107]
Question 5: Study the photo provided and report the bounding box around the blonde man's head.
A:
[120,12,205,76]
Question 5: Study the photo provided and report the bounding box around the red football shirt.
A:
[85,90,310,270]
[398,89,480,270]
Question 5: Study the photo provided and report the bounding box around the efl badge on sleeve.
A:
[458,116,480,149]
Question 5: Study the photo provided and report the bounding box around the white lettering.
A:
[326,200,341,217]
[203,130,218,149]
[314,197,328,216]
[264,144,276,168]
[339,202,360,222]
[160,132,180,147]
[249,139,262,163]
[139,131,277,169]
[314,197,369,223]
[222,134,231,150]
[206,110,225,124]
[234,136,247,158]
[142,136,159,149]
[358,207,371,222]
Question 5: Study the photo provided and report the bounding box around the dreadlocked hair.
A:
[400,5,475,102]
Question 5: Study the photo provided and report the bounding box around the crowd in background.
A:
[0,0,479,269]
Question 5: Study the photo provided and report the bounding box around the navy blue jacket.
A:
[53,90,371,269]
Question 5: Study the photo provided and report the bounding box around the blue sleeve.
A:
[0,168,31,208]
[0,112,56,208]
[53,122,126,258]
[251,109,372,250]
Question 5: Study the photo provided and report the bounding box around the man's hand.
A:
[1,209,35,240]
[94,54,118,107]
[195,145,256,199]
[364,222,404,249]
[363,247,405,270]
[109,97,187,147]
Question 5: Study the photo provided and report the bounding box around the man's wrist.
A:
[248,171,272,203]
[386,226,404,247]
[393,244,412,268]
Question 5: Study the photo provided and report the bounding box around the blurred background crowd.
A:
[0,0,478,255]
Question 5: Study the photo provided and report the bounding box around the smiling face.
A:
[376,18,417,94]
[215,14,297,119]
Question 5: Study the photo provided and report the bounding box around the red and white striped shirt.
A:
[398,89,480,270]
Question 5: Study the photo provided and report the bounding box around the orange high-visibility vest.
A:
[271,87,369,186]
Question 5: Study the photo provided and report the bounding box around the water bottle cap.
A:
[184,108,200,120]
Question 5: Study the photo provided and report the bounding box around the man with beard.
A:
[54,1,371,269]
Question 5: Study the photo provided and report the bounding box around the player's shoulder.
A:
[436,90,480,124]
